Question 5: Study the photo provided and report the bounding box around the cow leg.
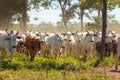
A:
[113,44,117,56]
[104,48,107,56]
[6,49,13,61]
[108,49,110,56]
[31,53,35,61]
[0,51,3,61]
[54,53,57,59]
[113,50,117,56]
[30,51,35,61]
[115,54,119,70]
[1,51,6,60]
[25,49,29,56]
[30,50,33,61]
[30,53,33,62]
[59,48,63,57]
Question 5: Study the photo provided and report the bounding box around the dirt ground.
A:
[86,66,120,78]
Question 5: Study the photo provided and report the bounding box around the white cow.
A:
[73,32,83,56]
[39,33,65,58]
[80,31,95,56]
[60,31,95,56]
[0,30,18,61]
[60,32,76,56]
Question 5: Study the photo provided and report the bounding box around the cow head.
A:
[39,32,49,43]
[8,30,19,48]
[74,32,83,42]
[61,32,75,42]
[86,31,95,42]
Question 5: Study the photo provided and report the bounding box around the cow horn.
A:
[7,32,11,36]
[76,30,78,33]
[10,30,14,34]
[16,31,19,35]
[4,28,7,31]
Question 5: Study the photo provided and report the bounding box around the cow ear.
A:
[45,34,49,36]
[61,32,66,37]
[113,35,116,38]
[16,31,19,35]
[94,34,98,36]
[36,33,40,36]
[16,36,22,39]
[72,33,75,35]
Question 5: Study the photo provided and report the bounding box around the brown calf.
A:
[25,36,41,61]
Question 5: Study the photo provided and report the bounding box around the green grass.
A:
[0,69,113,80]
[0,52,119,80]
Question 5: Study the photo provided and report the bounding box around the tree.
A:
[100,0,107,60]
[21,0,27,32]
[68,0,93,31]
[90,0,117,29]
[58,0,71,28]
[0,0,51,30]
[0,0,22,28]
[47,0,73,28]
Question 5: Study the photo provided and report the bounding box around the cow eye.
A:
[5,38,11,40]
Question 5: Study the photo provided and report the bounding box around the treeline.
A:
[0,0,120,30]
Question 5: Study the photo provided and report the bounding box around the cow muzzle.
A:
[41,41,45,44]
[62,46,65,49]
[91,41,94,42]
[13,46,16,48]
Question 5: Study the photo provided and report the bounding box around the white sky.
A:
[28,8,120,25]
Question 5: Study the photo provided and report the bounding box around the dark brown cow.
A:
[95,41,117,57]
[25,35,41,61]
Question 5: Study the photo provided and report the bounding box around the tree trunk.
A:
[97,10,100,25]
[80,9,84,31]
[58,0,68,28]
[62,8,67,28]
[22,0,27,32]
[100,0,107,60]
[97,9,101,30]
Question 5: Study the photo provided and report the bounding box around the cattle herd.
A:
[0,29,120,70]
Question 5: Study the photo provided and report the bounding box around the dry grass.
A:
[9,22,120,35]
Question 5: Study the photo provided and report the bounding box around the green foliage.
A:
[99,55,115,67]
[0,52,118,79]
[0,52,116,71]
[0,0,22,26]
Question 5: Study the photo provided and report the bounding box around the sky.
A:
[28,8,120,25]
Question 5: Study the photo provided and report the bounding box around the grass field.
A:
[2,24,120,80]
[0,51,119,80]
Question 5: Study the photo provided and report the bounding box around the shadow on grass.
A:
[0,60,19,70]
[109,69,120,73]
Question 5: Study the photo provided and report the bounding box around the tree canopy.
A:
[0,0,119,29]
